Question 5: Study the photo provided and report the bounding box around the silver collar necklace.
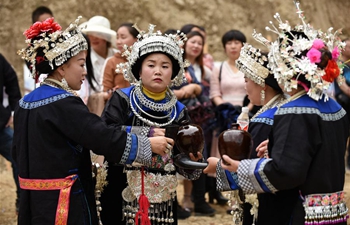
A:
[130,87,177,127]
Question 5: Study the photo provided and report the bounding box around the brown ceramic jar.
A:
[176,121,204,157]
[218,123,253,165]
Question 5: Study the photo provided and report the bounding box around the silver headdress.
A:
[18,16,88,79]
[116,24,188,87]
[236,43,270,87]
[253,1,345,101]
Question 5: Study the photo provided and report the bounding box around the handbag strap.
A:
[218,62,224,96]
[218,62,224,83]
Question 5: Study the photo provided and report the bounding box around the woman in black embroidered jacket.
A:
[204,3,349,224]
[13,17,171,225]
[99,25,203,225]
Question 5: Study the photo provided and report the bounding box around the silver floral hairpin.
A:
[252,1,345,101]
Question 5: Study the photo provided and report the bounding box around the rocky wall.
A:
[1,0,349,94]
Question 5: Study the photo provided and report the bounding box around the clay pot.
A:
[218,123,252,165]
[176,121,204,158]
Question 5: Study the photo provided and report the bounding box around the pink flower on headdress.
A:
[332,46,340,60]
[306,48,321,63]
[312,39,325,50]
[23,17,61,40]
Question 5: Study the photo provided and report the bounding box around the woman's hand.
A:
[212,96,224,106]
[189,152,203,161]
[221,155,240,172]
[149,137,174,156]
[104,85,120,100]
[173,84,202,100]
[6,116,13,127]
[256,139,269,158]
[203,157,220,174]
[150,128,165,137]
[173,89,186,100]
[191,83,202,96]
[103,91,110,101]
[182,84,202,98]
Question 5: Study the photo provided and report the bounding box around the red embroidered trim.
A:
[19,174,78,225]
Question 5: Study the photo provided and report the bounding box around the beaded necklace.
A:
[41,78,79,97]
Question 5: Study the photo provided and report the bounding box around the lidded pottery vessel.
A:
[173,121,208,170]
[176,121,204,157]
[218,123,253,165]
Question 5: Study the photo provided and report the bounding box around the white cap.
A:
[242,106,249,113]
[81,16,116,46]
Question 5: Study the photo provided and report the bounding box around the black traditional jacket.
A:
[13,85,149,225]
[100,86,201,225]
[218,95,349,225]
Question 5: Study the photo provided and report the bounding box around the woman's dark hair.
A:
[260,51,282,93]
[180,24,205,35]
[132,52,180,81]
[118,23,139,39]
[32,6,53,23]
[164,29,178,35]
[180,24,195,34]
[221,30,246,48]
[183,31,205,78]
[82,33,98,92]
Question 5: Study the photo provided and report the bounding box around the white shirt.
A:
[192,63,212,83]
[90,48,117,93]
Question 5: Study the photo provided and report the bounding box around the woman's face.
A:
[245,76,263,106]
[62,51,87,90]
[116,26,137,52]
[87,33,107,52]
[225,39,243,60]
[37,13,52,22]
[185,35,203,59]
[139,53,173,93]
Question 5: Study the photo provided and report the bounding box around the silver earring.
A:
[260,89,265,105]
[138,78,142,85]
[61,78,69,89]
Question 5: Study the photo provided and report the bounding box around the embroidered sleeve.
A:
[120,133,134,164]
[177,158,204,180]
[121,126,128,132]
[237,158,278,194]
[177,168,202,180]
[122,126,150,136]
[216,159,239,191]
[133,135,152,167]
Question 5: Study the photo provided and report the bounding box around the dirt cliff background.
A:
[1,1,350,224]
[1,0,350,94]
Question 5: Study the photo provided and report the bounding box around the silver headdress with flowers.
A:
[18,16,88,79]
[253,1,345,101]
[236,43,270,87]
[116,24,188,87]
